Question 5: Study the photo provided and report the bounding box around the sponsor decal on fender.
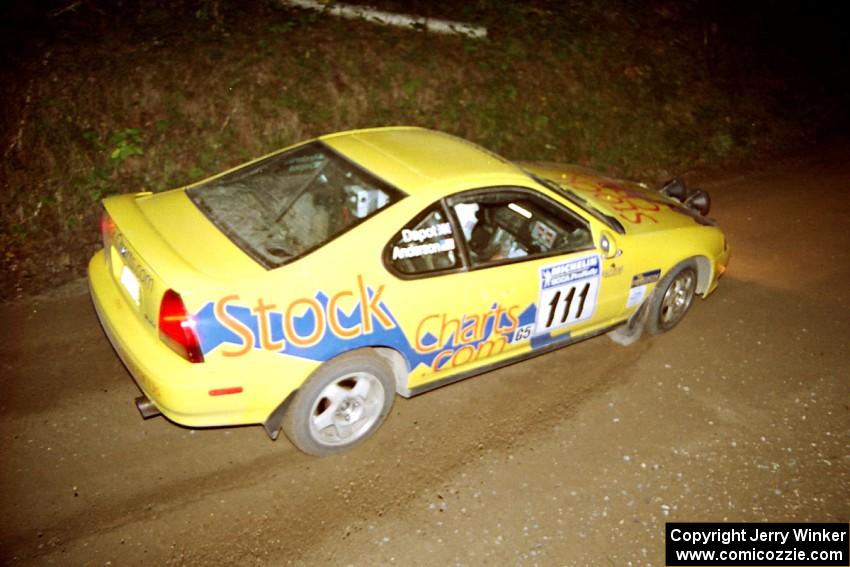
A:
[631,269,661,287]
[192,274,537,373]
[195,275,397,360]
[413,303,521,371]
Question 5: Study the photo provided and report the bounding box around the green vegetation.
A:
[0,1,841,298]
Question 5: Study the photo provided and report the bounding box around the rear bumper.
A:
[88,250,262,427]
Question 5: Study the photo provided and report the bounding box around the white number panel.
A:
[533,254,601,336]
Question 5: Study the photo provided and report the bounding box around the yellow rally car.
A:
[89,127,729,455]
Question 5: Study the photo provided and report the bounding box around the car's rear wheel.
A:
[646,262,697,335]
[282,351,395,456]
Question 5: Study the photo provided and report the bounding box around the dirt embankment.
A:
[4,1,843,300]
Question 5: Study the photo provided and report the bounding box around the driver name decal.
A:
[392,222,454,259]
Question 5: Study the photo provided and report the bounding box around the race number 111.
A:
[535,278,599,335]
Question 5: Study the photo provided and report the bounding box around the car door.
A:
[445,187,625,347]
[383,187,632,394]
[382,200,533,393]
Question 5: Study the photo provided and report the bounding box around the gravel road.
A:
[2,144,848,566]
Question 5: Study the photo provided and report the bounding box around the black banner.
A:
[666,523,849,566]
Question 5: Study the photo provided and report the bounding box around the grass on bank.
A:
[0,0,822,298]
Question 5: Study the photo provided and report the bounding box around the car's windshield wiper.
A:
[548,177,587,204]
[526,171,625,234]
[528,173,584,201]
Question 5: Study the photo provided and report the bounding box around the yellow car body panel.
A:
[320,127,522,197]
[520,162,702,233]
[135,190,264,281]
[88,126,729,433]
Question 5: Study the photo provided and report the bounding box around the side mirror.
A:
[599,231,620,259]
[660,178,711,216]
[661,178,687,200]
[685,189,711,216]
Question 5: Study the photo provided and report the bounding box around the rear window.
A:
[187,143,404,268]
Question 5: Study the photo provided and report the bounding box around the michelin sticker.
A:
[534,254,600,336]
[626,286,646,308]
[631,269,661,287]
[627,269,660,308]
[392,222,455,259]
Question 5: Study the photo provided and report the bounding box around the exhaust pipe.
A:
[135,395,161,419]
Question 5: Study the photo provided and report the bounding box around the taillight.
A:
[100,210,116,270]
[100,210,116,248]
[159,289,205,363]
[100,211,115,242]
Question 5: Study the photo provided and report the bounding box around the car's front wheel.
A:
[282,351,396,456]
[646,261,698,335]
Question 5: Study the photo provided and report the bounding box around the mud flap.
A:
[262,394,294,441]
[606,299,650,346]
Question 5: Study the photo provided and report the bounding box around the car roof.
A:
[320,127,529,197]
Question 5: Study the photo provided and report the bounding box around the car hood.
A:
[518,161,711,234]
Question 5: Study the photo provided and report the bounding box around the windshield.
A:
[188,142,404,268]
[525,171,625,234]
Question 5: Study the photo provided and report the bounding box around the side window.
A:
[387,203,460,276]
[451,192,592,268]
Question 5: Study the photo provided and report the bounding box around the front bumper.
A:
[705,245,731,296]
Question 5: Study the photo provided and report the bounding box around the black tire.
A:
[646,261,698,335]
[282,351,396,456]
